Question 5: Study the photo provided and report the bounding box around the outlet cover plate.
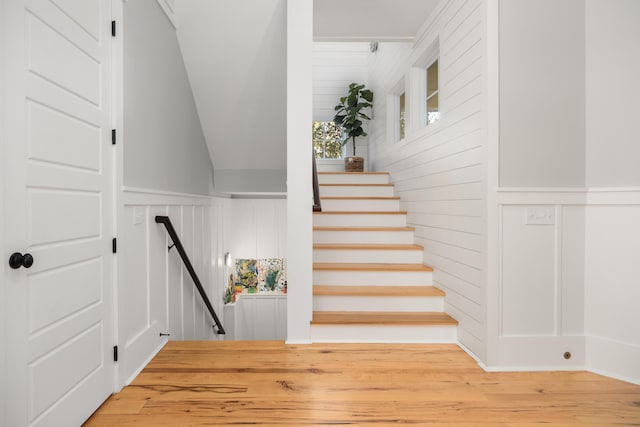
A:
[525,207,555,225]
[133,207,145,225]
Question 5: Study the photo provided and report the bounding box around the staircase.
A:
[311,171,458,343]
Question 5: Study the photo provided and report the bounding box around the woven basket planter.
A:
[344,156,364,172]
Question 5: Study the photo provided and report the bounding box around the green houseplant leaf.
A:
[332,83,374,157]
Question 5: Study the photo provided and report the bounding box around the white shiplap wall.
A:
[313,42,371,159]
[368,0,484,358]
[229,198,287,260]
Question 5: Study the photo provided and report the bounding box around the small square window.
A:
[313,121,342,159]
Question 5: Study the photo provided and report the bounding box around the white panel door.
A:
[3,0,114,425]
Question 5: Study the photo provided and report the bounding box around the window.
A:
[411,38,439,129]
[313,121,342,159]
[426,59,439,125]
[399,92,406,140]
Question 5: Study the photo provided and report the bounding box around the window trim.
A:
[387,76,407,144]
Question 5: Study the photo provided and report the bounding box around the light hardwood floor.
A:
[84,341,640,426]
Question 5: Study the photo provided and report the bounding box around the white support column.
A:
[286,0,313,343]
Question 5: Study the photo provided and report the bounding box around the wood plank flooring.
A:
[84,341,640,426]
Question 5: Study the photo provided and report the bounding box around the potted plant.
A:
[333,83,374,172]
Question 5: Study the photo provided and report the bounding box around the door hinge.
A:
[113,345,118,362]
[112,129,116,145]
[111,20,116,37]
[112,237,117,254]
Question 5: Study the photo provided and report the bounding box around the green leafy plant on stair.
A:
[333,83,373,171]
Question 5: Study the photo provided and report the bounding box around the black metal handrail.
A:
[155,216,225,335]
[313,150,322,212]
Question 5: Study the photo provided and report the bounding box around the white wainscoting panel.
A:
[118,189,230,388]
[585,203,640,384]
[494,189,640,381]
[501,205,557,336]
[495,191,587,369]
[224,294,287,341]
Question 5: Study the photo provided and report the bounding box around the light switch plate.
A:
[133,207,145,225]
[525,207,554,225]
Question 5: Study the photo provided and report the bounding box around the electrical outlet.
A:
[525,207,554,225]
[133,207,145,225]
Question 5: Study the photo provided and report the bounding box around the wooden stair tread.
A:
[314,243,423,250]
[314,226,415,231]
[313,285,445,297]
[321,196,400,200]
[319,183,394,187]
[311,311,458,326]
[318,172,389,175]
[314,263,433,272]
[313,211,407,215]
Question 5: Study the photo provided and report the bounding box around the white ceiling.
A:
[314,0,440,41]
[173,0,439,191]
[174,0,287,175]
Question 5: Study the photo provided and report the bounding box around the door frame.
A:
[112,0,125,393]
[1,0,7,420]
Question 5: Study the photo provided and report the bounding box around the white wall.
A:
[585,0,640,187]
[490,0,589,371]
[117,190,229,388]
[368,0,485,359]
[116,0,226,388]
[498,0,586,188]
[585,202,640,384]
[313,0,439,42]
[229,198,287,260]
[583,0,640,384]
[313,42,370,122]
[488,0,640,383]
[175,0,287,193]
[313,42,370,160]
[123,0,214,196]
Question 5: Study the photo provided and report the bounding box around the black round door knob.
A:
[9,252,34,269]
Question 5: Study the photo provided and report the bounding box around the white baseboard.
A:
[285,339,312,345]
[488,336,586,371]
[586,335,640,385]
[456,341,485,368]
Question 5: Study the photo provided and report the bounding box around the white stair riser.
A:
[313,249,423,264]
[314,270,432,286]
[310,325,457,343]
[318,174,389,185]
[313,230,414,245]
[313,296,444,312]
[319,186,395,198]
[313,213,407,227]
[321,198,400,212]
